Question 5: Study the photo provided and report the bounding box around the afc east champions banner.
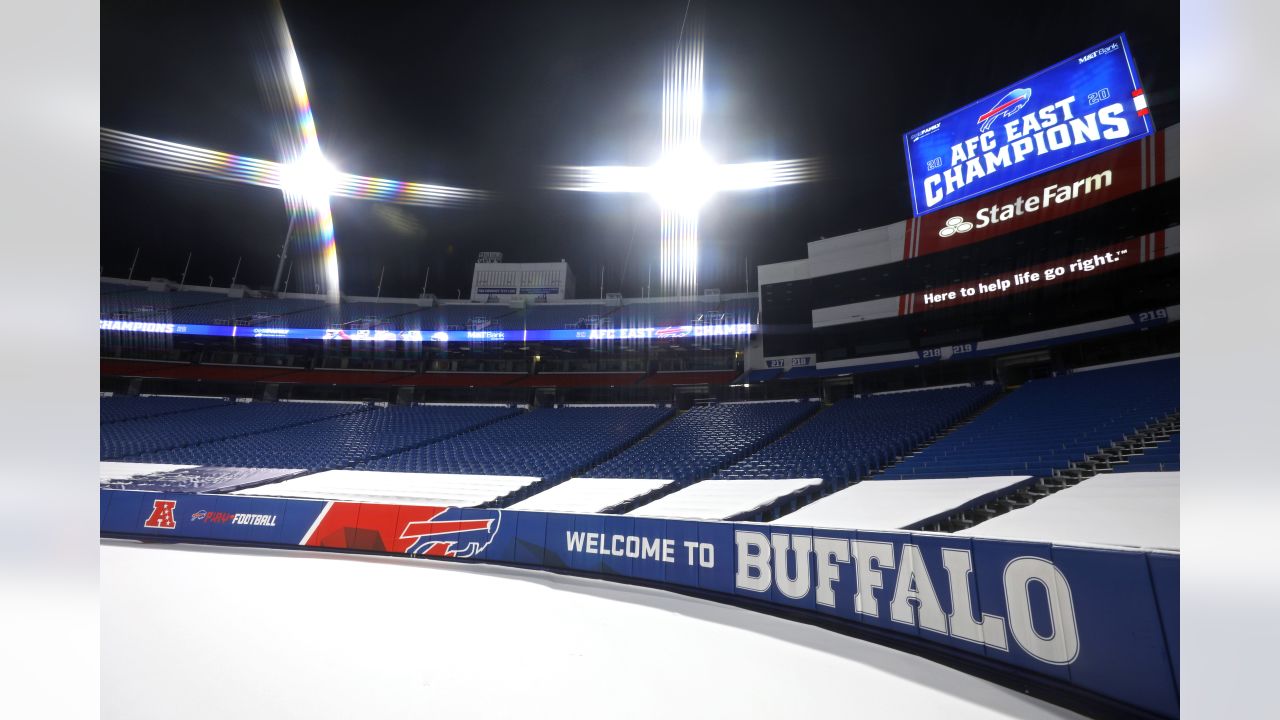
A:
[904,33,1153,217]
[102,488,1180,717]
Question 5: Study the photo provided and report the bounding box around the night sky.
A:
[101,0,1178,299]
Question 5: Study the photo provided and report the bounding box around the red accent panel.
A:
[1155,130,1165,183]
[1131,88,1144,97]
[510,373,645,388]
[395,373,524,388]
[304,502,363,548]
[639,371,739,386]
[99,359,297,382]
[351,503,403,552]
[272,370,412,386]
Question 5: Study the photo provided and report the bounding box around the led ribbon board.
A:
[904,34,1152,217]
[99,320,756,343]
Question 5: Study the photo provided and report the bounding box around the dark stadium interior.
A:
[101,0,1178,299]
[99,2,1183,718]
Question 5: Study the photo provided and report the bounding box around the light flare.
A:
[100,1,488,304]
[549,20,819,296]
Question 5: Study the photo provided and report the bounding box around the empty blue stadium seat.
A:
[714,386,997,487]
[101,395,230,424]
[101,399,366,459]
[133,404,518,471]
[584,401,818,483]
[358,406,672,481]
[878,359,1179,480]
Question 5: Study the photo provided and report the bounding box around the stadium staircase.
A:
[597,401,828,515]
[866,387,1009,483]
[910,412,1181,533]
[299,405,523,473]
[733,387,1004,522]
[1077,414,1180,475]
[608,387,998,521]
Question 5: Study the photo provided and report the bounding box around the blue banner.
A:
[100,488,1180,717]
[904,34,1152,216]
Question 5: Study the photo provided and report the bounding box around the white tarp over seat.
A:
[508,477,672,513]
[100,462,199,484]
[774,476,1034,530]
[627,478,823,521]
[232,469,541,508]
[957,472,1179,550]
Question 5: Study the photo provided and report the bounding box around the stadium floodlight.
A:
[100,129,490,209]
[553,27,819,296]
[277,147,339,208]
[99,2,489,303]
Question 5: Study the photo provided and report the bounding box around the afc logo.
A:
[143,499,177,529]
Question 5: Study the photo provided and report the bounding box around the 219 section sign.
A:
[904,34,1153,217]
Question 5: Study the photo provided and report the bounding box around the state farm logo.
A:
[931,169,1115,239]
[938,216,974,238]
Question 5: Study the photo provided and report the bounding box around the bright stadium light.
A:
[99,1,488,303]
[651,144,716,212]
[100,129,490,208]
[553,23,819,295]
[278,147,339,207]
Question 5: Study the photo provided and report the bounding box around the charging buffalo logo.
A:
[399,508,502,558]
[978,88,1031,133]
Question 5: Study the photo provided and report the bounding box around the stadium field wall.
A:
[102,488,1179,717]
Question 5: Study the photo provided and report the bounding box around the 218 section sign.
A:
[903,33,1153,217]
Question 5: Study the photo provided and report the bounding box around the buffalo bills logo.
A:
[191,509,208,521]
[655,326,688,339]
[399,507,501,558]
[978,88,1031,133]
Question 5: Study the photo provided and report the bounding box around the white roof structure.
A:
[957,472,1179,550]
[99,462,199,484]
[774,476,1033,530]
[232,469,541,508]
[627,478,823,521]
[508,477,672,514]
